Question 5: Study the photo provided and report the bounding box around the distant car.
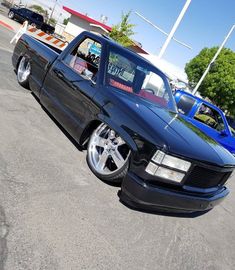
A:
[175,90,235,156]
[8,7,44,29]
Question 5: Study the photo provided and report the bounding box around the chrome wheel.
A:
[17,57,31,84]
[87,123,130,177]
[8,11,14,19]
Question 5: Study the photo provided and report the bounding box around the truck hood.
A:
[117,93,235,167]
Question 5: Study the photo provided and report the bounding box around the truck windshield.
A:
[105,49,177,112]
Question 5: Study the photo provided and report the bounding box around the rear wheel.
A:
[8,11,14,19]
[87,123,130,183]
[17,56,31,88]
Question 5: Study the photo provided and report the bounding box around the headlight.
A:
[153,151,191,172]
[146,150,191,183]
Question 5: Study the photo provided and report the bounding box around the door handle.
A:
[54,69,64,78]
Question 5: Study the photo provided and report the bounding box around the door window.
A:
[63,38,102,83]
[194,103,225,132]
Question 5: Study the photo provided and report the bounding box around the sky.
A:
[23,0,235,69]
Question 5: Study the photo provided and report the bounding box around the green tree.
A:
[109,11,135,47]
[185,47,235,115]
[48,18,56,26]
[29,5,45,15]
[63,18,69,25]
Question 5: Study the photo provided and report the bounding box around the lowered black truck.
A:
[12,32,235,213]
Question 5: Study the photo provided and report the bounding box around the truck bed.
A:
[12,34,61,95]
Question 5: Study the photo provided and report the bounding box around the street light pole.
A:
[192,24,235,95]
[158,0,192,59]
[48,0,58,24]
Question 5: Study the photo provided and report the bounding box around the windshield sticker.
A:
[108,62,125,77]
[137,66,150,75]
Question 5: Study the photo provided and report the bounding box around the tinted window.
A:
[31,12,43,22]
[106,50,177,112]
[177,95,195,115]
[194,103,225,132]
[63,38,101,82]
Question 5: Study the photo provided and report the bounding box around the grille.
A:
[185,166,232,189]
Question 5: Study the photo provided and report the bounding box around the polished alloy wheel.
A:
[17,57,31,84]
[87,123,130,176]
[8,11,14,19]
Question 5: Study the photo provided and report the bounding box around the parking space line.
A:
[0,20,14,31]
[0,46,13,53]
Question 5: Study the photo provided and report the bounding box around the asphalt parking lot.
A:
[0,20,235,270]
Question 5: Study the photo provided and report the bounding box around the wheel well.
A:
[16,55,23,71]
[80,120,102,149]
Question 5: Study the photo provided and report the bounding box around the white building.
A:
[63,6,112,42]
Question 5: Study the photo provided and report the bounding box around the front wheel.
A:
[17,56,31,88]
[87,123,130,183]
[8,11,14,19]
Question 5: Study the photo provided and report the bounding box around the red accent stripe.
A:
[37,32,46,37]
[28,27,36,32]
[45,36,53,41]
[0,20,14,31]
[63,6,112,32]
[53,39,60,45]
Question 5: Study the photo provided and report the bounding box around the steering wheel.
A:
[142,88,155,95]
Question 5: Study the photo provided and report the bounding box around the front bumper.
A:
[120,172,229,213]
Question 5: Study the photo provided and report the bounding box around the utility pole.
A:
[192,24,235,95]
[48,0,58,24]
[158,0,192,59]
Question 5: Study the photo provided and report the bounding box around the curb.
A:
[0,20,14,31]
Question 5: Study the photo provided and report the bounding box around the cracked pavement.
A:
[0,20,235,270]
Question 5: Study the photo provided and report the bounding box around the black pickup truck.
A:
[12,31,235,213]
[8,7,55,34]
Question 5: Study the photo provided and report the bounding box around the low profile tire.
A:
[87,123,130,184]
[17,56,31,88]
[8,11,14,19]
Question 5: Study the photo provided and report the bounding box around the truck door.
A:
[40,37,102,140]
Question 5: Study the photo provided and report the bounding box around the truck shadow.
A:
[31,93,84,152]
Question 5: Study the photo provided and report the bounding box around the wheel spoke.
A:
[97,151,109,170]
[111,150,125,169]
[95,136,107,148]
[116,137,126,146]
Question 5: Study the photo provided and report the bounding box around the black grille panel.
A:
[185,166,232,189]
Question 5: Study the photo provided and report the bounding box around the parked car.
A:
[175,90,235,156]
[12,31,235,213]
[8,7,44,29]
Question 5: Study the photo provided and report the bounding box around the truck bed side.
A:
[12,34,61,96]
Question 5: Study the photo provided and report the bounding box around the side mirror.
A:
[220,130,228,137]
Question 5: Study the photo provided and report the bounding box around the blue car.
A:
[175,90,235,156]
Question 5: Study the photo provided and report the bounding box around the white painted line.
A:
[0,46,13,53]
